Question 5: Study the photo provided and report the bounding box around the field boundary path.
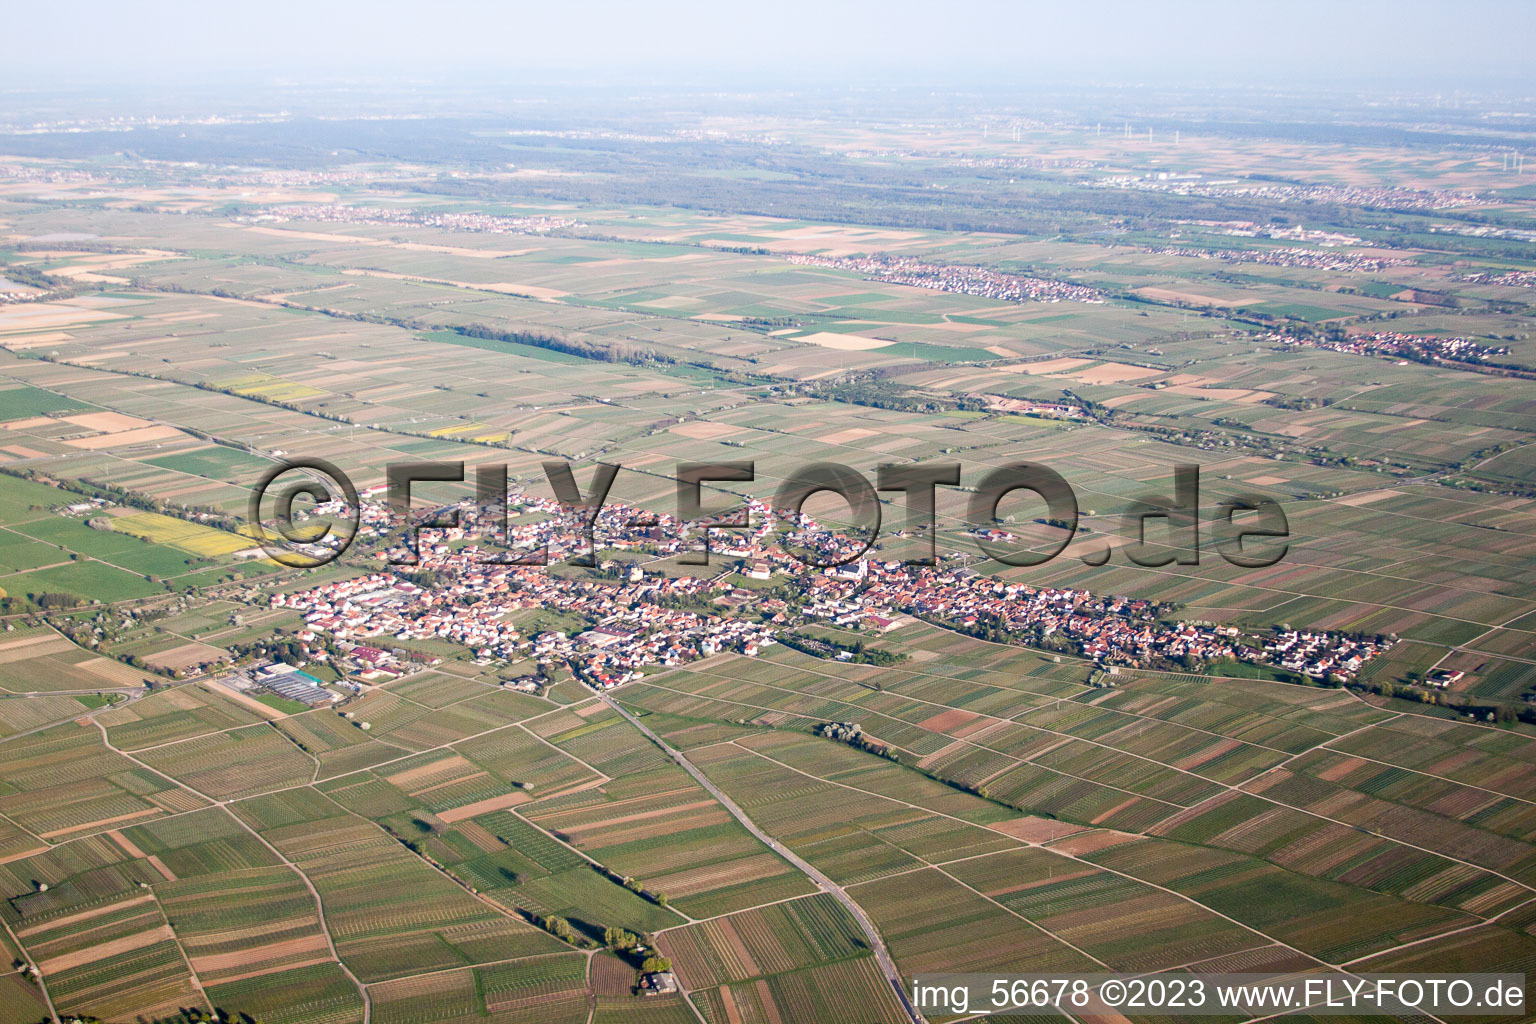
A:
[601,692,925,1024]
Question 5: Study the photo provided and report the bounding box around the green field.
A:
[142,444,278,480]
[0,383,91,417]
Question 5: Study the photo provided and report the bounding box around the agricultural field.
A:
[104,511,257,558]
[656,892,873,988]
[99,682,268,748]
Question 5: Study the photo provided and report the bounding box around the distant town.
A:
[786,253,1105,304]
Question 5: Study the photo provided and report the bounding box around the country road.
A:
[601,693,925,1024]
[0,686,147,743]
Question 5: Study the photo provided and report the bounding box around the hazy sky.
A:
[3,0,1533,90]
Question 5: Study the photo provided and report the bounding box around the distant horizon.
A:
[4,0,1535,96]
